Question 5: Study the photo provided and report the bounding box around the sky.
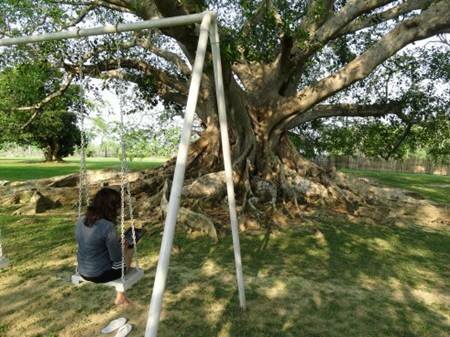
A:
[82,80,185,145]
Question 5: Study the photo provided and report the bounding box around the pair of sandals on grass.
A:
[101,317,132,337]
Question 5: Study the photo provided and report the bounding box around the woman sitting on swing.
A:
[75,187,134,306]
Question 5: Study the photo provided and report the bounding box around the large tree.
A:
[1,0,449,202]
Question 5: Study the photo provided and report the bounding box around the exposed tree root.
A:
[160,180,218,242]
[0,138,400,237]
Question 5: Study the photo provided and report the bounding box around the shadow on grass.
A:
[154,215,450,337]
[0,209,449,337]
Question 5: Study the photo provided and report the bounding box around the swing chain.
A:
[0,229,4,258]
[118,90,140,283]
[77,63,89,220]
[119,95,140,269]
[116,55,140,283]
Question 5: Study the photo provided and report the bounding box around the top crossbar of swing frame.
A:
[0,12,206,46]
[0,11,246,337]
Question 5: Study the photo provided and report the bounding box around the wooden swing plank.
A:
[71,268,144,292]
[0,256,9,269]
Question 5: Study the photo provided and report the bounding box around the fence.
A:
[313,156,450,176]
[0,145,42,158]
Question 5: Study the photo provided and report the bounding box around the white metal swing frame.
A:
[0,11,246,337]
[0,230,9,269]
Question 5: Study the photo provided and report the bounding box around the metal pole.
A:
[144,13,213,337]
[0,13,207,47]
[209,19,247,310]
[0,229,8,269]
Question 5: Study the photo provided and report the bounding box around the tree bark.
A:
[43,147,53,162]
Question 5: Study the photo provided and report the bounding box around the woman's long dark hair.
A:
[84,187,121,226]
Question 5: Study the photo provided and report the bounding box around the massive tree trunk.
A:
[188,105,321,176]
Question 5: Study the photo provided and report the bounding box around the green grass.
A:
[343,169,450,204]
[0,157,167,181]
[0,159,449,336]
[0,206,449,337]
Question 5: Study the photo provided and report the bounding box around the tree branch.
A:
[299,0,334,36]
[136,35,191,75]
[97,0,132,12]
[62,1,99,28]
[313,0,396,42]
[278,0,395,95]
[383,121,413,159]
[285,102,401,129]
[240,0,283,38]
[150,0,206,61]
[17,74,74,129]
[46,0,93,6]
[48,0,131,11]
[64,58,189,104]
[274,0,450,131]
[338,0,427,36]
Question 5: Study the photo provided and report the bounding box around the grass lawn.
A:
[343,169,450,204]
[0,157,167,181]
[0,206,449,337]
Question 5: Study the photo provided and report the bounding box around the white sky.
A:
[83,80,184,145]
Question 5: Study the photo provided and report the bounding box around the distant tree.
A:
[122,129,152,161]
[149,127,181,157]
[119,126,180,160]
[91,116,115,157]
[0,62,81,161]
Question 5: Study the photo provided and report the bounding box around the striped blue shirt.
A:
[75,217,124,277]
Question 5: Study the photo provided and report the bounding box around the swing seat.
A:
[0,256,9,269]
[71,267,144,292]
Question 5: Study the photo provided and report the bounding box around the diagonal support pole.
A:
[144,13,213,337]
[210,17,247,310]
[0,229,9,269]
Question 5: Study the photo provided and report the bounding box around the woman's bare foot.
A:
[114,292,132,306]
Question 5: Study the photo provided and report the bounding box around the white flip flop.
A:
[101,317,127,334]
[115,323,132,337]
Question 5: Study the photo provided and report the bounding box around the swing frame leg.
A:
[144,12,246,337]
